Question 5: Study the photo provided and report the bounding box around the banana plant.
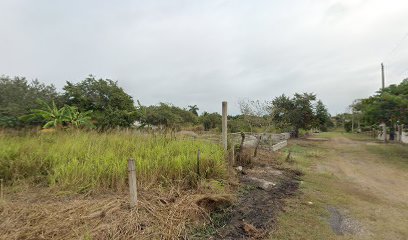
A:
[64,106,94,128]
[24,100,67,129]
[23,100,94,129]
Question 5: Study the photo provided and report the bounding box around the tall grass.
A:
[0,131,227,192]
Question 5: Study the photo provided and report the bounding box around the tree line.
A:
[341,78,408,136]
[236,94,332,137]
[0,75,332,136]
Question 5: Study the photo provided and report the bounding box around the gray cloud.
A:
[1,0,408,115]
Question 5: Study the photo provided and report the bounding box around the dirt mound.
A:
[196,194,234,212]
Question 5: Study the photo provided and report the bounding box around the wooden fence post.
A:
[128,159,137,208]
[222,101,228,151]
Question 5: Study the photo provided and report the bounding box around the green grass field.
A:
[0,131,227,192]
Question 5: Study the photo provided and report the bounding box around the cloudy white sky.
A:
[1,0,408,115]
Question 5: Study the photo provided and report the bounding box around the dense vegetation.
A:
[237,94,332,136]
[0,131,226,192]
[342,78,408,133]
[270,93,332,137]
[0,76,59,128]
[0,75,332,135]
[0,75,225,132]
[63,76,138,130]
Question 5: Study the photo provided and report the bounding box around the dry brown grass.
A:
[0,181,234,240]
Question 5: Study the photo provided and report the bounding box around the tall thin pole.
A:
[128,159,137,208]
[381,63,385,90]
[222,101,228,151]
[0,179,3,200]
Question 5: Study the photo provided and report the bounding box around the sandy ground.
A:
[316,136,408,239]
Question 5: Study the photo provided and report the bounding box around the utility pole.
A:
[381,63,385,90]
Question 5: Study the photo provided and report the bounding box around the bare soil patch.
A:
[212,150,301,239]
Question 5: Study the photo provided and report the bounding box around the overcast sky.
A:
[1,0,408,115]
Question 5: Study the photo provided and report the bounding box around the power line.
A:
[383,31,408,62]
[381,31,408,85]
[399,67,408,78]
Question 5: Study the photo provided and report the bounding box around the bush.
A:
[344,121,352,132]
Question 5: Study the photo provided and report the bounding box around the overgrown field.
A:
[0,131,227,192]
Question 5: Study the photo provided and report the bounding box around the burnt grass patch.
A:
[193,161,302,239]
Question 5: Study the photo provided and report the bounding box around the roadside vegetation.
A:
[0,74,337,239]
[334,78,408,135]
[0,131,226,193]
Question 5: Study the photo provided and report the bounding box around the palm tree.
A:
[188,105,199,116]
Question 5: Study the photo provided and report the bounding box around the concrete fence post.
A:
[222,101,228,151]
[398,124,402,142]
[128,159,137,208]
[382,123,387,143]
[0,179,3,200]
[380,123,387,142]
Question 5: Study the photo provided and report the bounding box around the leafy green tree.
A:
[315,100,332,131]
[63,75,137,130]
[356,79,408,131]
[0,76,59,127]
[136,102,197,129]
[227,115,252,133]
[199,112,222,131]
[270,93,317,137]
[145,103,182,128]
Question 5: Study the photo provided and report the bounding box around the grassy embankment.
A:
[0,131,227,193]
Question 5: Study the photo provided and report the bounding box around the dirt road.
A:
[315,136,408,239]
